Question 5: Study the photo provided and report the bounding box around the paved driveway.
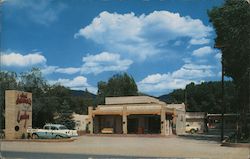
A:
[1,135,249,159]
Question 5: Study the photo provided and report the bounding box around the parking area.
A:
[1,135,249,159]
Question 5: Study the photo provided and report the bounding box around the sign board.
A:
[5,90,32,139]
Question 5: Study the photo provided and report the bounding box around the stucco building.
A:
[88,96,186,136]
[186,112,206,133]
[72,113,89,131]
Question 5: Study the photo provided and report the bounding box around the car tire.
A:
[55,135,61,139]
[190,129,196,134]
[32,134,39,139]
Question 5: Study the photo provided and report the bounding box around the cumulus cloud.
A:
[41,52,132,75]
[1,52,46,67]
[49,76,97,94]
[138,63,214,93]
[75,11,212,60]
[192,46,215,57]
[172,63,214,79]
[138,73,192,92]
[81,52,133,74]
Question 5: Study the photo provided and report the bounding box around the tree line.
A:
[159,81,237,113]
[0,69,138,129]
[0,68,95,129]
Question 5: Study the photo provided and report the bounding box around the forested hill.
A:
[71,90,96,98]
[158,81,237,113]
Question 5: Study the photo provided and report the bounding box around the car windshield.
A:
[59,126,68,130]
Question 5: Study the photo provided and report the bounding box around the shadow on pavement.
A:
[178,129,235,142]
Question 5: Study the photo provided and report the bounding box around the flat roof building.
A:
[88,96,186,136]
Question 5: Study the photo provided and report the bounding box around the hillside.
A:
[70,90,96,98]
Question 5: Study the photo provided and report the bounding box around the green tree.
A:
[55,100,75,129]
[208,0,250,137]
[97,73,138,104]
[159,81,237,113]
[19,68,51,127]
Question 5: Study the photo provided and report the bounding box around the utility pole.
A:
[248,67,250,127]
[221,54,225,142]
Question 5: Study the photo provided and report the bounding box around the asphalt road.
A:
[1,151,205,159]
[1,135,249,159]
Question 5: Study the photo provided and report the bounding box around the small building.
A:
[185,112,206,133]
[72,113,89,131]
[88,96,186,135]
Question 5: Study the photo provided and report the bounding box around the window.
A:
[76,121,81,127]
[51,126,58,130]
[59,126,68,130]
[44,126,50,130]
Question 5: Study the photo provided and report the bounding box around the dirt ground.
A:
[1,135,249,159]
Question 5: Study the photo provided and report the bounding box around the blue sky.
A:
[1,0,224,96]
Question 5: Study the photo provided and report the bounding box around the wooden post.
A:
[88,107,93,134]
[161,106,166,135]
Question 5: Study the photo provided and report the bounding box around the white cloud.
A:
[138,73,192,92]
[214,53,222,60]
[192,46,215,57]
[1,52,46,67]
[6,0,66,25]
[172,63,214,79]
[81,52,133,74]
[138,63,214,93]
[41,66,80,75]
[189,38,210,45]
[56,67,81,74]
[41,52,132,75]
[75,11,212,60]
[49,76,97,94]
[41,66,58,75]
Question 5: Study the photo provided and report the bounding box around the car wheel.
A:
[190,129,196,134]
[32,134,39,139]
[55,135,62,139]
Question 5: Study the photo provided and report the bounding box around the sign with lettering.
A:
[16,93,32,128]
[5,90,32,139]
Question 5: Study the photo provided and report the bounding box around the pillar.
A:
[166,119,170,135]
[122,106,127,134]
[5,90,32,139]
[161,106,166,135]
[88,107,93,134]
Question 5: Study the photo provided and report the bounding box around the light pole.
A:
[221,54,225,141]
[215,44,225,142]
[248,68,250,114]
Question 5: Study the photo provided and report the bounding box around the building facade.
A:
[185,112,206,133]
[72,113,89,131]
[88,96,186,135]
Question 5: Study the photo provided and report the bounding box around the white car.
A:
[27,124,78,139]
[186,124,199,134]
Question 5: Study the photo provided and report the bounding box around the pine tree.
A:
[55,100,75,129]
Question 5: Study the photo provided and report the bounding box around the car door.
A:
[51,126,59,138]
[41,125,52,139]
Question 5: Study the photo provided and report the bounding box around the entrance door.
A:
[148,116,161,134]
[127,118,139,134]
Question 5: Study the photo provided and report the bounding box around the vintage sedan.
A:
[27,124,78,139]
